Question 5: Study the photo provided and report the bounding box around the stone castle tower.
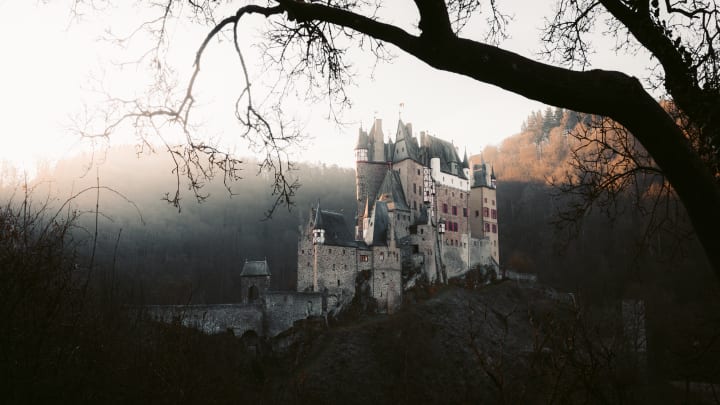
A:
[297,117,500,314]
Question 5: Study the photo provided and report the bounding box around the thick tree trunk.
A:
[280,1,720,275]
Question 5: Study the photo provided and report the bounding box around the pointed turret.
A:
[355,126,370,161]
[312,201,325,244]
[490,165,497,188]
[462,149,471,179]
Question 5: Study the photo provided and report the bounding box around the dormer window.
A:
[313,228,325,244]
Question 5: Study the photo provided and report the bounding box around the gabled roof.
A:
[420,133,467,179]
[393,120,420,163]
[376,170,410,211]
[313,208,356,247]
[241,260,270,277]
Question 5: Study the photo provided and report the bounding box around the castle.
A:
[148,117,500,335]
[296,118,499,314]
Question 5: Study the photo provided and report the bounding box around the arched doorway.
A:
[248,285,259,302]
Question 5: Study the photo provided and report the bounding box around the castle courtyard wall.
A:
[145,304,264,336]
[263,291,323,336]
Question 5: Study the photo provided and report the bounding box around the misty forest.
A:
[3,1,720,404]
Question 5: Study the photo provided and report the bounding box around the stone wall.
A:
[263,291,323,336]
[371,267,402,314]
[145,304,264,336]
[240,275,270,304]
[371,244,402,313]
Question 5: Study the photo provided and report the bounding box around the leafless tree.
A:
[68,1,720,275]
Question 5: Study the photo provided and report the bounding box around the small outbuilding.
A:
[240,259,271,303]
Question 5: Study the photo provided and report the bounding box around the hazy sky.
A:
[0,1,652,174]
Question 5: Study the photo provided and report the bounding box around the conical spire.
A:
[491,165,496,180]
[313,200,324,230]
[462,148,469,169]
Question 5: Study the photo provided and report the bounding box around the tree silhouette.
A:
[75,1,720,275]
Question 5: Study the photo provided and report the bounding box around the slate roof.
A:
[313,207,357,247]
[240,260,271,277]
[370,201,390,246]
[355,128,369,150]
[393,120,420,163]
[420,133,467,179]
[376,170,410,211]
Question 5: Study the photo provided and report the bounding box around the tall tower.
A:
[469,159,500,266]
[354,119,390,240]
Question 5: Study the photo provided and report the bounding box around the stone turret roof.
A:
[240,260,271,277]
[376,170,410,211]
[370,201,390,246]
[355,128,369,150]
[384,141,395,162]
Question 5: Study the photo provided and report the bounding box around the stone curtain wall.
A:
[145,304,264,336]
[263,292,323,336]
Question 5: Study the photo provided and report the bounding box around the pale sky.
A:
[0,1,653,175]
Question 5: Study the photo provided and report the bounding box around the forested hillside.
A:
[3,109,720,392]
[4,147,356,304]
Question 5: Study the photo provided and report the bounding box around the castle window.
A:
[360,255,369,262]
[333,264,336,270]
[452,206,457,215]
[342,249,346,255]
[491,209,497,219]
[463,208,468,217]
[475,210,479,217]
[307,262,310,267]
[483,207,489,217]
[452,192,455,197]
[484,197,487,203]
[329,249,332,254]
[492,200,495,206]
[420,228,424,234]
[301,249,304,254]
[380,252,385,262]
[417,169,421,175]
[413,183,417,194]
[484,223,490,232]
[492,224,497,233]
[460,192,463,198]
[413,201,417,210]
[338,280,341,286]
[442,203,448,213]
